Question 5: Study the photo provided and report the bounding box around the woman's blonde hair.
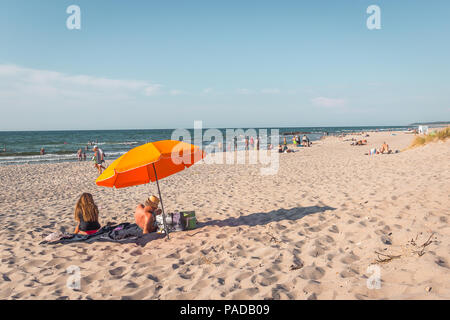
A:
[74,193,99,223]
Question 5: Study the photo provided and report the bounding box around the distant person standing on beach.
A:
[256,136,260,150]
[245,136,249,150]
[233,136,238,151]
[77,148,82,161]
[250,136,254,149]
[40,147,45,155]
[83,151,86,161]
[92,146,105,174]
[302,135,310,147]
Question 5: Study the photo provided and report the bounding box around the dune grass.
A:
[410,126,450,148]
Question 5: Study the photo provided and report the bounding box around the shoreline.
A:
[0,127,426,166]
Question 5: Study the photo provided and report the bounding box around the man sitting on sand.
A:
[379,142,391,154]
[134,195,162,234]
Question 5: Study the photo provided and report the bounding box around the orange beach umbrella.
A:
[95,140,205,238]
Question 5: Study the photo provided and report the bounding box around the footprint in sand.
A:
[299,265,325,280]
[123,281,139,289]
[185,246,198,254]
[328,225,339,233]
[340,252,360,264]
[166,252,181,259]
[235,271,252,282]
[146,274,159,282]
[293,240,305,249]
[231,288,259,299]
[258,275,279,287]
[130,249,142,256]
[320,235,335,244]
[340,268,359,278]
[309,247,326,258]
[303,280,322,297]
[179,272,194,280]
[435,257,449,269]
[109,266,125,276]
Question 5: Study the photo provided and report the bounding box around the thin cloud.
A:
[169,89,185,96]
[260,88,280,94]
[144,84,163,96]
[237,88,253,95]
[0,64,163,99]
[311,97,347,108]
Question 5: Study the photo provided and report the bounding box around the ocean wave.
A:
[0,151,128,165]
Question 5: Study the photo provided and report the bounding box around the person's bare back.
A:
[134,204,155,234]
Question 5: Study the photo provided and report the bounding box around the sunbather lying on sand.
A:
[351,139,367,146]
[134,195,162,234]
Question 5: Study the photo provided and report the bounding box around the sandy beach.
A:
[0,130,449,300]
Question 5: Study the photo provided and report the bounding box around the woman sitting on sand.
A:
[134,195,162,234]
[74,193,101,235]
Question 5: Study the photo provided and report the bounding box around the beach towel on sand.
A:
[40,223,164,245]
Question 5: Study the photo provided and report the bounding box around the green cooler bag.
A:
[180,211,197,230]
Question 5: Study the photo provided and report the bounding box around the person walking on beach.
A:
[245,136,249,150]
[250,136,254,149]
[77,148,82,161]
[256,136,260,150]
[92,146,105,174]
[233,136,238,151]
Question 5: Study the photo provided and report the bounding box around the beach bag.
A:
[180,211,197,230]
[155,212,184,233]
[169,211,184,232]
[155,214,165,233]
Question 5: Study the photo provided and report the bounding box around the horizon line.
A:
[0,123,436,133]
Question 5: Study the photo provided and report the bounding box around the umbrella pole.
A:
[152,163,170,239]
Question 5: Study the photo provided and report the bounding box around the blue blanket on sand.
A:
[40,223,165,245]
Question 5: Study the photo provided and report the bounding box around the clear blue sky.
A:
[0,0,449,130]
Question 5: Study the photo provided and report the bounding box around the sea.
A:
[0,126,414,165]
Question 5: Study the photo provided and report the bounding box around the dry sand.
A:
[0,131,449,300]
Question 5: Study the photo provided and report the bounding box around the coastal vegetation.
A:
[410,126,450,148]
